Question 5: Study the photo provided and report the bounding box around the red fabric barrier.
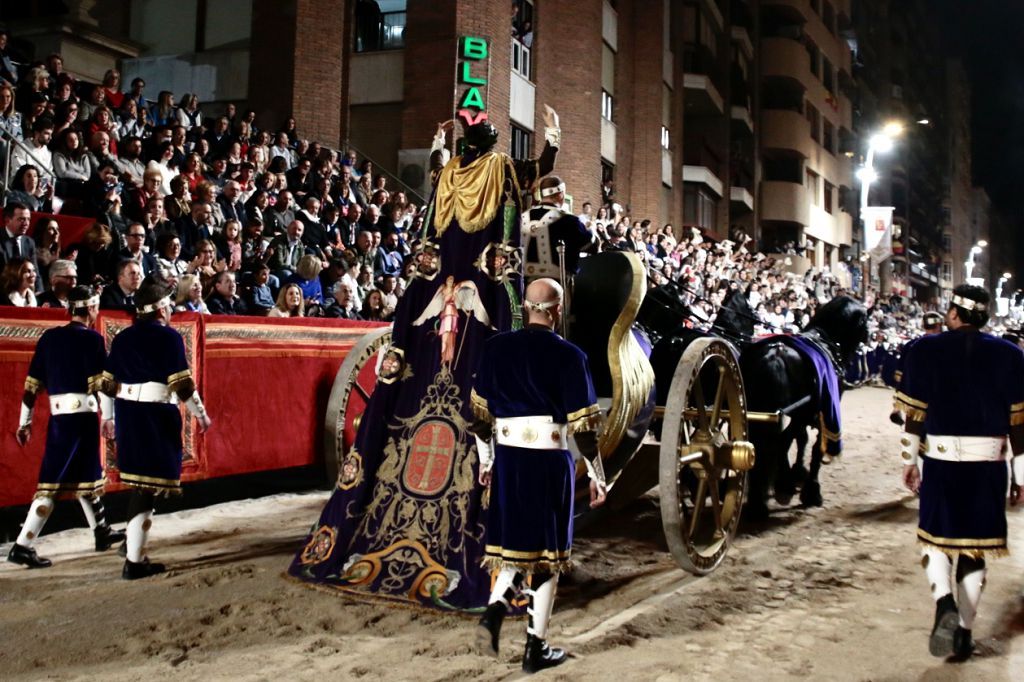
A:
[0,308,386,507]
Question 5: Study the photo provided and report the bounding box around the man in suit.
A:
[1,202,42,292]
[267,220,310,282]
[216,180,248,230]
[120,223,159,277]
[99,260,143,312]
[174,202,214,261]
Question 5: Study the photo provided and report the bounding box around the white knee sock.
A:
[957,565,987,629]
[489,567,522,607]
[16,498,54,547]
[126,510,153,563]
[526,576,558,639]
[78,497,98,529]
[922,548,953,600]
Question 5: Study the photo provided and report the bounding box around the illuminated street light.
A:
[965,241,987,281]
[978,239,988,247]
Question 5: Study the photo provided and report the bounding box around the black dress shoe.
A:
[122,558,166,580]
[7,543,52,569]
[929,594,959,657]
[952,626,973,660]
[522,634,568,674]
[476,601,507,656]
[94,525,127,552]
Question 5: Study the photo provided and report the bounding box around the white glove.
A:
[899,433,921,467]
[475,435,494,473]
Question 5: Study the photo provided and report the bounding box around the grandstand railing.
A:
[0,128,58,198]
[338,139,427,208]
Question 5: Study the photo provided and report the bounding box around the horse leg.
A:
[791,426,809,484]
[799,439,824,508]
[773,429,797,506]
[744,430,774,521]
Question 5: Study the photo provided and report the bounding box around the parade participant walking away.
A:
[8,286,125,569]
[100,276,212,580]
[521,175,595,282]
[288,107,563,610]
[897,285,1024,660]
[890,311,944,425]
[470,278,606,673]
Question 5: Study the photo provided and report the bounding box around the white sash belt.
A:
[925,435,1006,463]
[116,382,178,404]
[495,416,568,450]
[49,393,98,415]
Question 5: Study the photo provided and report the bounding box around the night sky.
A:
[945,0,1024,259]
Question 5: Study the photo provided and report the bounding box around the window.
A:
[684,185,718,232]
[806,103,820,143]
[806,41,820,78]
[806,169,819,206]
[823,119,835,154]
[942,261,952,282]
[823,57,834,93]
[661,126,671,150]
[823,181,835,214]
[512,0,535,79]
[602,90,615,122]
[823,1,836,35]
[355,0,407,53]
[512,37,532,78]
[510,125,532,161]
[942,233,952,251]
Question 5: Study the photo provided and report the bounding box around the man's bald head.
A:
[524,278,564,327]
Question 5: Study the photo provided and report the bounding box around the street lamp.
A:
[964,240,987,283]
[858,122,904,297]
[997,272,1013,295]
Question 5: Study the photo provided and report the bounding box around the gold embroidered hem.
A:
[482,555,573,575]
[1011,412,1024,426]
[917,529,1008,560]
[120,472,183,496]
[87,373,105,395]
[895,391,927,409]
[917,539,1009,561]
[33,480,105,500]
[470,388,493,423]
[433,153,511,235]
[1011,401,1024,413]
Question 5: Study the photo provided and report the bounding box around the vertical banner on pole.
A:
[863,206,895,263]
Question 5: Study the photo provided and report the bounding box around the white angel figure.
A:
[412,276,493,366]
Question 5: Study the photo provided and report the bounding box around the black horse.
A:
[739,296,869,519]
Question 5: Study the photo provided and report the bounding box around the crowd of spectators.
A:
[0,29,416,321]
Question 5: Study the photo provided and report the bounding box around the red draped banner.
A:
[0,307,385,507]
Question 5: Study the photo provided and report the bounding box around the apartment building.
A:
[759,0,855,271]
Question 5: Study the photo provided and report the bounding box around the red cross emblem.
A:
[404,420,456,496]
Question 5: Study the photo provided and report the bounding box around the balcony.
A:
[684,75,725,115]
[731,26,754,60]
[761,0,810,24]
[730,186,754,212]
[807,206,853,246]
[761,37,811,92]
[683,165,724,198]
[349,50,405,105]
[761,180,810,226]
[761,109,812,158]
[731,106,754,135]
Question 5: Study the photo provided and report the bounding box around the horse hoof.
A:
[800,482,823,508]
[774,486,796,506]
[743,500,770,522]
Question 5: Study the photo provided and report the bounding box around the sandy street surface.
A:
[2,385,1023,681]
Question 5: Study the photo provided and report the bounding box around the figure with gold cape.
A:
[288,107,562,610]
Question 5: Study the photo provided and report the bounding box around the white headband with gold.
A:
[952,295,986,312]
[540,183,566,198]
[138,295,172,314]
[71,295,100,309]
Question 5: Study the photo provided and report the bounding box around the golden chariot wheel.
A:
[658,337,754,575]
[323,326,392,485]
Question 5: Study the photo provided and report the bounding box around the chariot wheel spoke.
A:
[353,382,371,402]
[687,477,707,538]
[709,474,724,538]
[693,376,708,430]
[710,366,726,427]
